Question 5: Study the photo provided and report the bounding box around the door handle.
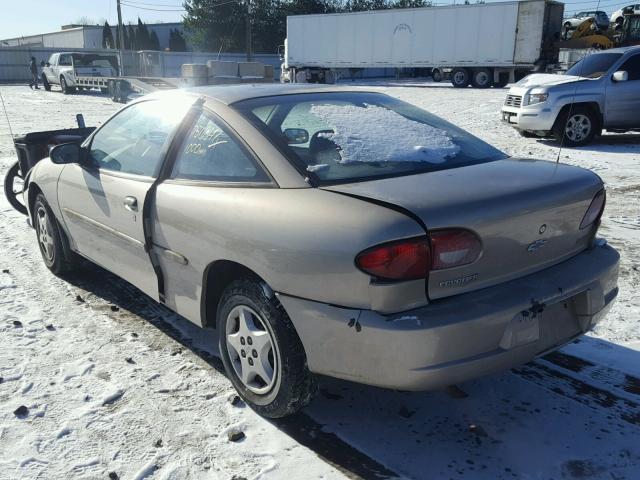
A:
[123,196,138,212]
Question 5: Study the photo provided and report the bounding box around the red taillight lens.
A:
[355,238,431,281]
[580,189,606,230]
[430,229,482,270]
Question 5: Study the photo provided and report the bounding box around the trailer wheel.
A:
[432,68,442,82]
[471,68,492,88]
[41,74,51,92]
[451,68,470,88]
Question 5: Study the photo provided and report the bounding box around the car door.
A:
[605,53,640,129]
[45,54,58,83]
[57,99,191,299]
[153,107,274,324]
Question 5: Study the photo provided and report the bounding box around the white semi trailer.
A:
[281,0,565,88]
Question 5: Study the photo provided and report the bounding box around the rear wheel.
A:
[33,194,78,275]
[217,279,316,418]
[60,76,70,94]
[3,161,28,215]
[432,68,442,82]
[553,106,598,147]
[451,68,470,88]
[471,68,493,88]
[41,74,51,91]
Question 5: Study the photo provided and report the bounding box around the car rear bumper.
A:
[278,242,619,390]
[501,105,557,132]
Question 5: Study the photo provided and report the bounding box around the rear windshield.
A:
[233,92,506,184]
[566,53,622,78]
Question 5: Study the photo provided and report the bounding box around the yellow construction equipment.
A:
[560,18,614,49]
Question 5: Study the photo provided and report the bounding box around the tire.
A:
[42,74,51,92]
[552,106,598,147]
[33,193,78,275]
[3,161,28,215]
[60,76,75,94]
[217,279,316,418]
[451,68,470,88]
[471,68,493,88]
[432,68,442,82]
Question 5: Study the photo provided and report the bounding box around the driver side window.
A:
[619,54,640,81]
[89,101,187,177]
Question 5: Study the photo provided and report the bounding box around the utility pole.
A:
[116,0,126,76]
[245,0,252,61]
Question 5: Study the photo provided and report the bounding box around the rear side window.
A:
[170,111,269,183]
[619,54,640,80]
[59,54,72,66]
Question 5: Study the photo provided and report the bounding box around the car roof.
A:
[180,83,378,105]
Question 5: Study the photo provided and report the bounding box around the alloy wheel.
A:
[225,305,278,395]
[565,114,592,143]
[36,206,54,262]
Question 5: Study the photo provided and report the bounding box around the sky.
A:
[0,0,185,39]
[0,0,632,40]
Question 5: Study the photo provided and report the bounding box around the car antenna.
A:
[556,1,601,163]
[0,88,14,140]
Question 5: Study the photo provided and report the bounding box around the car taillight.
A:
[355,238,431,281]
[430,229,482,270]
[355,229,481,281]
[580,189,606,230]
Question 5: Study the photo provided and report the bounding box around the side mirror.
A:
[283,128,309,145]
[50,143,82,165]
[45,62,50,67]
[613,70,628,82]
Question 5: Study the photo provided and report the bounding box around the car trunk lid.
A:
[322,158,603,300]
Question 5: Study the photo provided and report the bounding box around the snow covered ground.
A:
[0,83,639,480]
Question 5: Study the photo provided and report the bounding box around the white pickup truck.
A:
[41,52,119,94]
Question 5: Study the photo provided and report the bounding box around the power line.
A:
[124,0,184,6]
[120,2,185,11]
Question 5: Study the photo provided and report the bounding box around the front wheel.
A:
[3,161,28,215]
[451,68,470,88]
[552,106,598,147]
[33,194,78,275]
[432,68,442,82]
[217,279,316,418]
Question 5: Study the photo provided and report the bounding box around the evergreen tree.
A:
[150,30,161,50]
[102,21,116,49]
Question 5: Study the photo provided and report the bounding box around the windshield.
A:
[566,53,623,78]
[234,92,506,184]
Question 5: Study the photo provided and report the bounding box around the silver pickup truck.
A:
[41,52,119,94]
[501,46,640,146]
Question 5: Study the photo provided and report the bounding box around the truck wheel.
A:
[3,161,28,215]
[432,68,442,82]
[471,68,492,88]
[33,194,78,275]
[217,278,316,418]
[41,74,51,92]
[451,68,470,88]
[552,106,598,147]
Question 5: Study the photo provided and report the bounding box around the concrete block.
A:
[181,63,208,78]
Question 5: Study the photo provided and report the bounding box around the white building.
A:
[0,23,189,51]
